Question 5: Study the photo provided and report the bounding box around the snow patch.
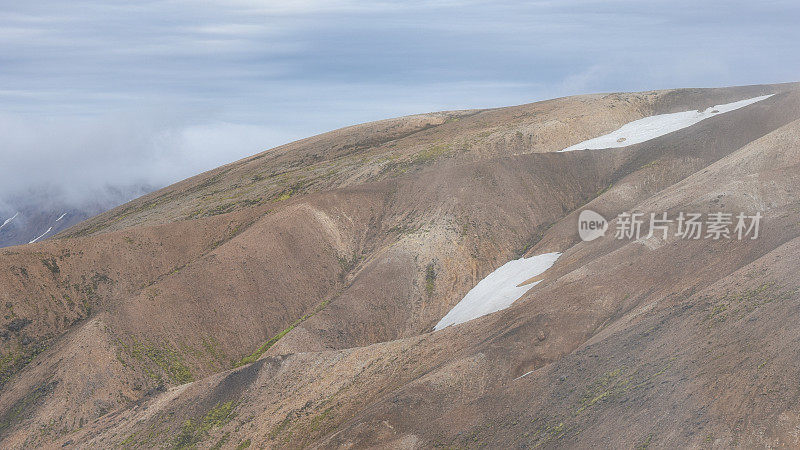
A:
[0,212,19,232]
[29,227,52,244]
[434,252,562,331]
[56,212,67,222]
[514,370,535,381]
[559,94,773,152]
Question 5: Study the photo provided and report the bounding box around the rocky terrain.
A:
[1,82,799,448]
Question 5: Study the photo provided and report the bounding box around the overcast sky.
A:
[1,0,799,204]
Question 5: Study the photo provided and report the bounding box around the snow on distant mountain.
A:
[0,184,154,248]
[0,212,19,232]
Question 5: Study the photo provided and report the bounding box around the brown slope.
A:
[0,82,798,448]
[277,87,800,354]
[0,143,625,448]
[162,91,800,447]
[0,94,625,446]
[0,85,680,444]
[0,212,250,385]
[59,85,764,238]
[313,114,800,447]
[203,99,799,449]
[269,150,625,352]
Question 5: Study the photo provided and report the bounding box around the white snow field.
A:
[0,212,19,232]
[56,212,67,222]
[559,94,773,152]
[434,252,562,331]
[29,227,52,244]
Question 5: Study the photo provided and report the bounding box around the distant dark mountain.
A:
[0,184,154,248]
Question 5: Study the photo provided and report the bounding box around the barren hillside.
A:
[1,82,799,448]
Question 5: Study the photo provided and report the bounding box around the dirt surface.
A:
[1,82,799,448]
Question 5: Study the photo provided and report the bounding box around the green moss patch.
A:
[172,401,237,449]
[234,298,331,368]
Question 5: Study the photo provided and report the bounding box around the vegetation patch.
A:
[595,182,613,197]
[41,258,60,276]
[380,143,453,174]
[636,433,655,449]
[71,193,175,237]
[531,420,570,448]
[388,223,420,235]
[172,401,237,449]
[702,282,797,326]
[205,198,262,217]
[204,217,260,253]
[576,368,628,414]
[191,168,233,193]
[0,380,58,434]
[61,272,113,321]
[425,262,437,297]
[268,415,293,441]
[574,358,676,417]
[210,431,231,449]
[514,417,577,448]
[338,252,361,279]
[307,406,334,433]
[271,179,309,202]
[201,336,230,368]
[234,298,331,367]
[207,202,237,216]
[411,143,452,165]
[514,223,553,258]
[122,337,194,384]
[0,340,49,387]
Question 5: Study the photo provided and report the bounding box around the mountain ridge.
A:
[1,82,799,448]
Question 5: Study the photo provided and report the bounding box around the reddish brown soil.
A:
[1,82,799,449]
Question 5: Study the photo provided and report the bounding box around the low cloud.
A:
[1,0,798,210]
[0,111,295,206]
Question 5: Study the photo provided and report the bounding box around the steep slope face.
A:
[0,131,628,448]
[0,82,798,448]
[353,115,800,449]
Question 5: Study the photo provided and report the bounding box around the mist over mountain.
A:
[0,112,293,246]
[0,184,155,248]
[0,111,294,199]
